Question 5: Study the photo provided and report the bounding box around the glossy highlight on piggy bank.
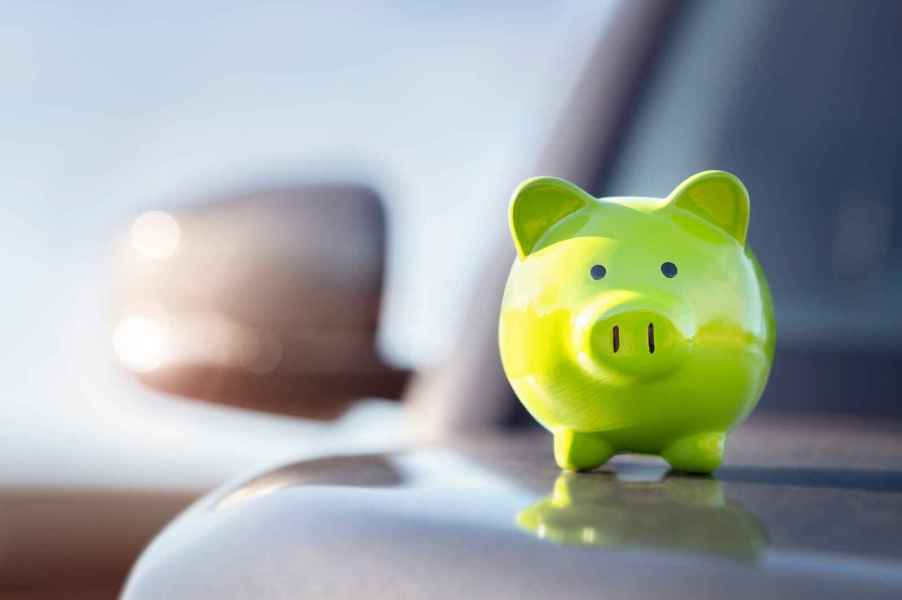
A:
[498,171,775,474]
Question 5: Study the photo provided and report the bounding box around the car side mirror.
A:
[110,183,408,419]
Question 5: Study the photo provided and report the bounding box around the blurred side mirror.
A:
[110,183,408,419]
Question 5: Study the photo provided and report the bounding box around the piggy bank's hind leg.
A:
[661,432,726,475]
[553,430,615,472]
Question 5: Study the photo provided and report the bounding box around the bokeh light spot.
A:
[113,315,168,372]
[130,210,181,259]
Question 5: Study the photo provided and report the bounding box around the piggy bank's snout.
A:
[586,307,689,379]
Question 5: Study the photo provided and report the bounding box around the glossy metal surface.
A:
[499,172,774,472]
[124,415,902,599]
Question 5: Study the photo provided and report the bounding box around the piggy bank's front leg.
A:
[553,429,615,472]
[662,432,726,475]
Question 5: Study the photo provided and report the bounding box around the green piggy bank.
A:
[499,171,775,474]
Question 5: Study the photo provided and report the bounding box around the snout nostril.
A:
[648,323,655,354]
[612,325,620,354]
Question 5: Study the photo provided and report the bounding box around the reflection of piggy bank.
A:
[517,473,768,561]
[499,171,775,473]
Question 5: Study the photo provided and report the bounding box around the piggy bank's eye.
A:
[590,264,607,280]
[661,261,678,278]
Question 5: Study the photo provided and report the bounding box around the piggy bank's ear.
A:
[667,171,750,245]
[509,177,593,258]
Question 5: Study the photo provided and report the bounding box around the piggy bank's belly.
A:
[499,310,771,453]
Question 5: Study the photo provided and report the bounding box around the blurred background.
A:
[0,1,609,490]
[2,0,901,597]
